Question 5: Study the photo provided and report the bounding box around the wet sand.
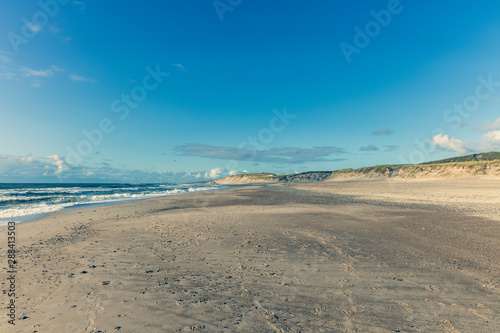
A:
[1,179,499,332]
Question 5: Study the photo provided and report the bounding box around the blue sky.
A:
[1,0,500,182]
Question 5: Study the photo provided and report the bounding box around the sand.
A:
[1,178,499,332]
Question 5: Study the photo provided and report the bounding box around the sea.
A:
[0,183,223,225]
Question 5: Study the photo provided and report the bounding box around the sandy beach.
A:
[1,178,499,332]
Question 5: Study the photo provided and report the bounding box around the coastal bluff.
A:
[211,152,500,184]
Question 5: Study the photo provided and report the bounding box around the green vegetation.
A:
[225,173,279,180]
[214,152,500,183]
[420,152,500,164]
[328,159,500,179]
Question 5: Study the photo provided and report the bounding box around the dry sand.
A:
[1,178,499,332]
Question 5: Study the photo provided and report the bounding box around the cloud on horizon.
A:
[0,153,225,183]
[0,154,69,179]
[176,144,347,164]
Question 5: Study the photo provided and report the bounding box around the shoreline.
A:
[0,183,226,226]
[0,185,223,227]
[1,179,498,332]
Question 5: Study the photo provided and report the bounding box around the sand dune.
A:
[1,178,499,332]
[212,159,500,185]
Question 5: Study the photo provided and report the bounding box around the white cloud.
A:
[0,153,200,182]
[45,155,69,175]
[20,65,63,77]
[0,55,12,63]
[70,74,96,83]
[0,154,69,179]
[0,72,17,79]
[204,167,223,179]
[172,63,185,70]
[27,22,42,33]
[61,36,72,42]
[483,130,500,144]
[481,118,500,132]
[228,170,238,176]
[73,1,87,11]
[429,134,466,153]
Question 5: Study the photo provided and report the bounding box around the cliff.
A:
[210,152,500,184]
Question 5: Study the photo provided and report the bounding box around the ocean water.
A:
[0,183,222,224]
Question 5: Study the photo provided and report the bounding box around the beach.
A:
[1,178,499,332]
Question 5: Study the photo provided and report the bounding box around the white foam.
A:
[0,184,224,222]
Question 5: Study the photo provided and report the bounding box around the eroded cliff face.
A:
[211,172,332,184]
[211,161,500,184]
[326,161,500,180]
[211,173,279,184]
